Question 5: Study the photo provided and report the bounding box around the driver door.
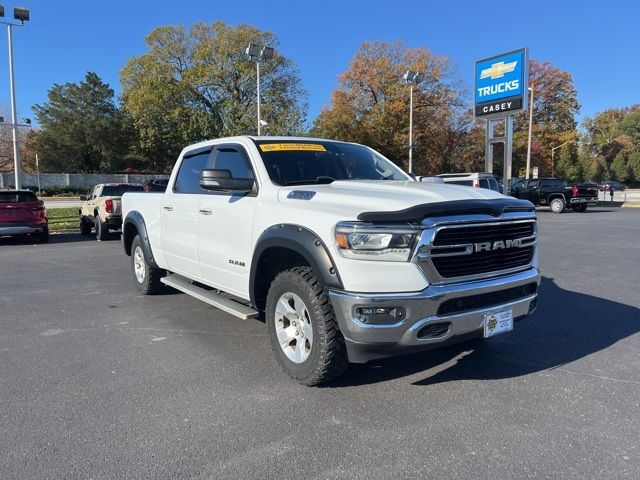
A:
[197,144,258,298]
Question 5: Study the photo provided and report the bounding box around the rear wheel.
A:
[37,226,49,244]
[266,266,348,386]
[131,235,165,295]
[95,216,108,241]
[550,197,566,213]
[572,204,587,212]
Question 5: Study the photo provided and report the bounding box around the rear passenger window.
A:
[174,150,212,193]
[448,180,473,187]
[479,179,490,189]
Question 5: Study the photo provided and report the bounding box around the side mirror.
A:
[80,195,87,201]
[200,169,254,192]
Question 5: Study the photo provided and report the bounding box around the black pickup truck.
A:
[510,177,599,213]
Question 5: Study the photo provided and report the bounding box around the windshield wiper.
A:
[284,176,336,186]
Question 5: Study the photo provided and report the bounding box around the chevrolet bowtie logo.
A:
[480,61,518,80]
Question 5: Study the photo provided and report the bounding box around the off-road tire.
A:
[95,215,108,241]
[80,216,92,235]
[572,204,587,213]
[550,197,565,214]
[266,266,348,386]
[131,235,165,295]
[37,227,49,244]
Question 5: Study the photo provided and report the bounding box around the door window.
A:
[210,147,255,180]
[174,150,212,193]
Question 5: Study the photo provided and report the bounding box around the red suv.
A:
[0,190,49,243]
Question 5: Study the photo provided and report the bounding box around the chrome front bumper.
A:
[328,267,540,363]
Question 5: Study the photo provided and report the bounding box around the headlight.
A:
[334,222,420,262]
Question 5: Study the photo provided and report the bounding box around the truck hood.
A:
[277,180,505,219]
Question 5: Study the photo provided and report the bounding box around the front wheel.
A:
[131,235,165,295]
[266,266,348,386]
[80,216,92,235]
[550,197,566,213]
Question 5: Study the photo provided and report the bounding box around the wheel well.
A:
[252,247,310,311]
[122,222,139,256]
[548,194,565,202]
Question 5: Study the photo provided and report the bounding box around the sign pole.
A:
[485,120,493,173]
[504,115,514,195]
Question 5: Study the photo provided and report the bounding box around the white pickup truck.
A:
[121,136,540,385]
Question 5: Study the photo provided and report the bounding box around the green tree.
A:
[618,108,640,145]
[628,151,640,182]
[120,22,307,172]
[310,40,467,175]
[610,150,632,182]
[555,142,581,182]
[513,60,580,177]
[32,72,131,173]
[581,106,640,178]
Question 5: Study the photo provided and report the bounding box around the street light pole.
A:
[256,60,261,135]
[245,43,274,136]
[551,140,572,178]
[525,84,534,179]
[408,82,413,173]
[403,70,424,174]
[7,23,20,189]
[1,6,30,190]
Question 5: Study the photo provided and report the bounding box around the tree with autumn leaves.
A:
[311,40,473,175]
[23,23,639,185]
[313,42,582,180]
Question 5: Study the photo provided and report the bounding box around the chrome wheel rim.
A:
[551,200,562,212]
[133,246,146,283]
[274,292,313,364]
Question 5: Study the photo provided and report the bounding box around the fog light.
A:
[528,297,538,314]
[355,306,406,325]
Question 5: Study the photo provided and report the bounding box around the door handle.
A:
[199,208,213,216]
[163,205,174,212]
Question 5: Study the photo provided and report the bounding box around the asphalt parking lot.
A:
[1,208,639,479]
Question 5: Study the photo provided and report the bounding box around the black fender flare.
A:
[249,224,343,306]
[122,211,159,269]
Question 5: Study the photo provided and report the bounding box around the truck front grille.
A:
[417,219,536,282]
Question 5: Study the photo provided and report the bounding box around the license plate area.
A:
[483,308,513,338]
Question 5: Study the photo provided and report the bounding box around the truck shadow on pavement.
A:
[329,277,640,387]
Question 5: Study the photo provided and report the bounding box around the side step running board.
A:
[161,274,259,320]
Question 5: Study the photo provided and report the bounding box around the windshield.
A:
[101,185,144,196]
[254,140,410,185]
[0,192,37,203]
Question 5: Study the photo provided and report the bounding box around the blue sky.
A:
[0,0,638,127]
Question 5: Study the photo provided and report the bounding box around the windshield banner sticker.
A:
[259,143,327,152]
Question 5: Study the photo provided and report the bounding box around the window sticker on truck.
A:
[259,143,327,152]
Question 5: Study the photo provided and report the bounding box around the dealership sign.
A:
[474,48,528,117]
